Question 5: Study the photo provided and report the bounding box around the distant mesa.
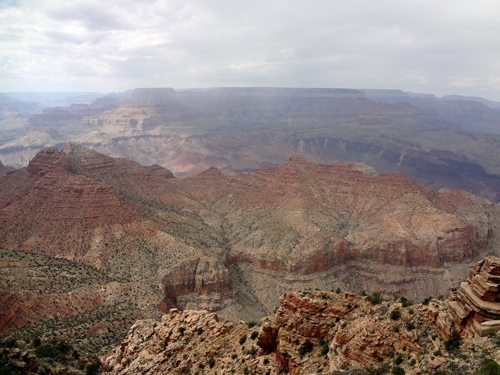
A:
[3,86,500,202]
[130,87,176,103]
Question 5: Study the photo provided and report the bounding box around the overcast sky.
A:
[1,0,500,100]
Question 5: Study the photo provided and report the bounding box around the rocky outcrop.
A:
[159,257,233,313]
[449,257,500,337]
[103,288,463,375]
[102,309,281,375]
[254,290,424,373]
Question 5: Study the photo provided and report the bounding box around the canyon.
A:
[1,144,500,341]
[2,87,500,201]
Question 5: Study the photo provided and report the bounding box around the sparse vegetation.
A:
[390,308,401,320]
[367,292,382,305]
[86,362,101,375]
[298,339,313,356]
[444,327,461,353]
[422,297,433,305]
[473,360,500,375]
[394,354,403,365]
[400,297,413,308]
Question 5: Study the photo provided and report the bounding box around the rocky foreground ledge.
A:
[102,258,500,375]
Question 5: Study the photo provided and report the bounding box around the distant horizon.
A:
[2,86,500,103]
[2,1,500,101]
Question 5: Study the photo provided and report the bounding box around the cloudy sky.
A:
[1,0,500,100]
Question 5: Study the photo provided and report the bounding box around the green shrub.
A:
[197,328,204,335]
[263,358,269,365]
[400,297,413,308]
[434,349,442,356]
[320,343,329,356]
[35,344,60,358]
[368,292,382,305]
[178,327,186,336]
[231,354,237,360]
[247,321,257,328]
[239,334,247,345]
[473,360,500,375]
[422,297,432,305]
[390,308,401,320]
[298,339,313,356]
[405,322,415,330]
[55,340,71,353]
[251,331,259,340]
[248,346,258,357]
[86,363,100,375]
[392,367,405,375]
[444,328,461,353]
[208,357,215,368]
[335,288,341,294]
[0,365,22,375]
[32,337,41,348]
[5,339,16,349]
[394,354,403,365]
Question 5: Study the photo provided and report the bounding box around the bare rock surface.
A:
[449,256,500,337]
[103,288,489,374]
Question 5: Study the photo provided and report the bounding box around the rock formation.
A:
[10,260,500,374]
[255,290,425,373]
[449,256,500,337]
[1,145,498,334]
[102,289,459,374]
[159,257,234,313]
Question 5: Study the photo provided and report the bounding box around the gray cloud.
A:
[1,0,500,100]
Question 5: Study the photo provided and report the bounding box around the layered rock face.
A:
[159,257,234,313]
[449,257,500,337]
[256,290,425,373]
[103,289,453,374]
[0,145,498,333]
[102,309,282,375]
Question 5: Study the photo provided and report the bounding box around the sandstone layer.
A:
[449,256,500,337]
